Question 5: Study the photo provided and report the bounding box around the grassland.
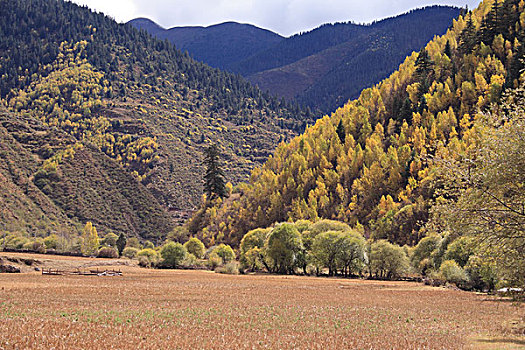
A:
[0,252,523,349]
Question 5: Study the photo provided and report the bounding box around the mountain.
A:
[132,7,462,114]
[0,106,172,240]
[128,19,285,71]
[239,6,463,113]
[193,0,525,247]
[0,0,313,239]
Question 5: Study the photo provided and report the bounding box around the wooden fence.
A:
[41,268,122,276]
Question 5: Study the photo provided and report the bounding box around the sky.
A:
[69,0,481,37]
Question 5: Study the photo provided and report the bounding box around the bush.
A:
[97,247,118,258]
[126,237,141,249]
[144,241,155,250]
[211,244,235,263]
[410,235,441,274]
[138,255,151,267]
[22,241,34,250]
[122,247,139,259]
[184,237,205,259]
[240,228,270,271]
[369,240,409,279]
[101,232,119,247]
[43,234,60,250]
[137,248,159,267]
[208,252,223,269]
[22,240,46,253]
[31,241,46,253]
[241,247,265,271]
[266,223,303,274]
[439,260,470,287]
[160,242,187,268]
[302,220,351,251]
[465,255,498,291]
[181,253,197,267]
[444,236,476,267]
[5,234,29,250]
[215,261,240,275]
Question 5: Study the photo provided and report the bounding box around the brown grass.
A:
[0,252,523,349]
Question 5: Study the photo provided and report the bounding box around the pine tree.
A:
[203,144,227,200]
[116,233,127,256]
[336,119,346,144]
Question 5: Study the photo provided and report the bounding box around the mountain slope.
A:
[194,0,525,247]
[0,0,312,238]
[0,107,172,240]
[243,6,463,112]
[129,19,285,71]
[132,7,462,114]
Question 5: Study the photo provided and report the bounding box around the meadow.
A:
[0,253,523,349]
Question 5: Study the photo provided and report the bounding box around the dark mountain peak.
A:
[129,19,284,70]
[128,17,165,33]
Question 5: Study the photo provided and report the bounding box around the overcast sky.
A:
[69,0,481,37]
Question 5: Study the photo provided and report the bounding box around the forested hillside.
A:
[135,7,462,114]
[0,0,312,238]
[0,106,172,240]
[194,0,525,248]
[129,19,284,71]
[243,6,462,113]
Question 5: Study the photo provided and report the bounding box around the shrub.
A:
[97,247,118,258]
[116,233,127,255]
[266,223,303,274]
[184,237,205,259]
[215,261,240,275]
[126,237,141,249]
[241,247,265,271]
[22,240,46,253]
[208,252,223,269]
[138,255,151,267]
[31,241,46,254]
[43,234,60,250]
[211,244,235,263]
[144,241,155,250]
[439,260,469,287]
[5,234,29,250]
[22,241,34,250]
[240,228,270,271]
[444,236,476,267]
[122,247,139,259]
[465,255,498,291]
[160,242,187,268]
[101,232,119,247]
[181,253,197,267]
[137,248,159,267]
[369,240,409,279]
[302,220,351,251]
[410,235,441,274]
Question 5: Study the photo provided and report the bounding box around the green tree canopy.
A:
[265,223,303,274]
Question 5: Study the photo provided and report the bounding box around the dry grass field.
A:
[0,252,523,349]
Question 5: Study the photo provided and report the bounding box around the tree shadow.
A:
[475,338,525,346]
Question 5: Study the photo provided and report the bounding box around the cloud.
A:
[70,0,481,36]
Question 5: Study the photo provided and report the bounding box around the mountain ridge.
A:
[128,18,285,71]
[131,6,462,113]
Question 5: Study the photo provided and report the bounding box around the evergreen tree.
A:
[336,119,346,144]
[203,144,227,200]
[116,233,127,256]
